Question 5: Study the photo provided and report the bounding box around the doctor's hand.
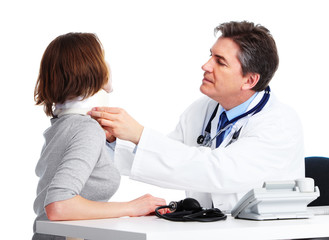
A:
[88,107,144,145]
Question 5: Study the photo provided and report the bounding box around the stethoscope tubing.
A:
[203,122,234,147]
[199,86,270,147]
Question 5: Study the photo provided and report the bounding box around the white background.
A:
[1,0,328,238]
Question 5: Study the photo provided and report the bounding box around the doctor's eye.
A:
[216,59,226,66]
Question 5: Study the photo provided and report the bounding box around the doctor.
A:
[89,21,304,212]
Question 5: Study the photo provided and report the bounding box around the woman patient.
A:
[32,32,166,240]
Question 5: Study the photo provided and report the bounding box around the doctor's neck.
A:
[217,90,256,111]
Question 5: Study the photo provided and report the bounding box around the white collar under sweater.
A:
[53,90,109,117]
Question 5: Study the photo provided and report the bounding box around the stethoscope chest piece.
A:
[197,135,205,144]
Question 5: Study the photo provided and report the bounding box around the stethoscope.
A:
[197,86,271,148]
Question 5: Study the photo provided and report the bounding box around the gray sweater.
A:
[32,114,120,240]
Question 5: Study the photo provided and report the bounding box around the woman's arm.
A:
[44,119,167,221]
[46,194,167,221]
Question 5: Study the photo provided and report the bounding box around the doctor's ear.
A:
[242,73,260,91]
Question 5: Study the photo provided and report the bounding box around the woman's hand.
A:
[126,194,169,217]
[88,107,144,145]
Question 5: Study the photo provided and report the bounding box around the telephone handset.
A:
[231,178,320,220]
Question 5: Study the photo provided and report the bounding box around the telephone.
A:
[231,178,320,220]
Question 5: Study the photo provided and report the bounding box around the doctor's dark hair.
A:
[215,21,279,92]
[34,32,109,117]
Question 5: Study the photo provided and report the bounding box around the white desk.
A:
[37,215,329,240]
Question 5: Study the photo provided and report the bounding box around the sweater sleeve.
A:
[44,119,105,207]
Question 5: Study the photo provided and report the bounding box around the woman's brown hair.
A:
[34,32,108,116]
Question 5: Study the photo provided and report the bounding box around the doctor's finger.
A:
[96,118,114,128]
[92,107,123,114]
[104,129,116,142]
[88,110,117,120]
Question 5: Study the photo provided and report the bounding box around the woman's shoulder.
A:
[55,114,105,139]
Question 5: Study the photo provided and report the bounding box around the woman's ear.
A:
[242,73,260,90]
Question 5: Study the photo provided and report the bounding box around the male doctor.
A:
[89,21,304,212]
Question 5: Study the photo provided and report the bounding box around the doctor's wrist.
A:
[132,124,144,145]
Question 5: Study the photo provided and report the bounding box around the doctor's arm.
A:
[128,125,304,193]
[88,106,304,193]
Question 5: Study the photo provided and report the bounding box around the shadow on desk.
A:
[295,238,329,240]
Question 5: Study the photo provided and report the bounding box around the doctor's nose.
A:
[202,58,213,73]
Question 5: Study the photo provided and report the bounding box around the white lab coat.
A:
[114,90,305,212]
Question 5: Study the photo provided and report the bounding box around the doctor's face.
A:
[201,37,248,110]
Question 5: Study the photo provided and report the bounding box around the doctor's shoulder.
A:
[268,94,302,123]
[247,93,303,133]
